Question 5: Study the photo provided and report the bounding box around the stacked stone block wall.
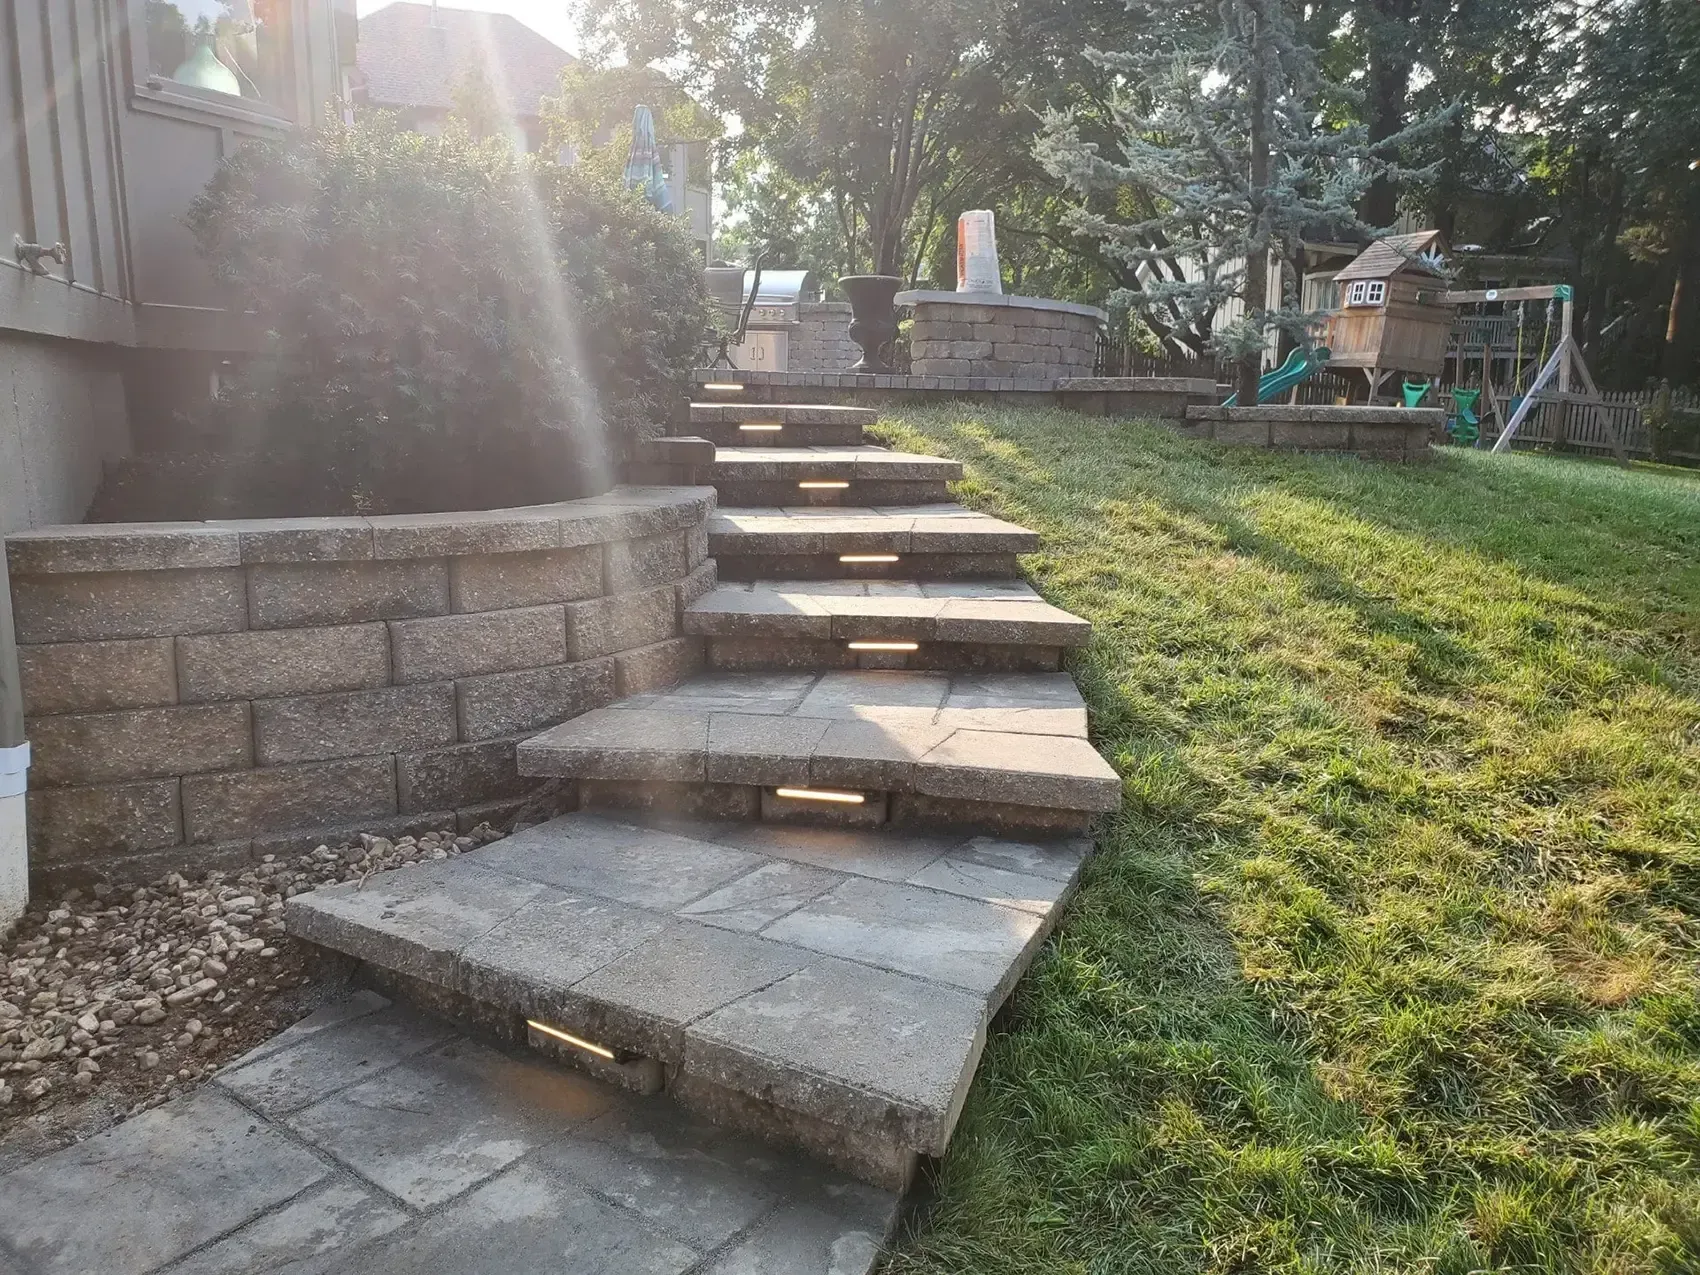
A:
[788,302,859,373]
[1183,406,1440,461]
[5,488,718,883]
[909,301,1099,381]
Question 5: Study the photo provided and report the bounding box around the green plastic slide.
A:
[1222,346,1332,406]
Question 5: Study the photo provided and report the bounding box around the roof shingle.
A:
[356,2,575,119]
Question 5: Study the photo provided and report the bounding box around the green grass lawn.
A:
[871,407,1700,1275]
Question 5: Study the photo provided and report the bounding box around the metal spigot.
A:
[13,236,68,276]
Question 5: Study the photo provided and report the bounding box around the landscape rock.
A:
[1,820,507,1121]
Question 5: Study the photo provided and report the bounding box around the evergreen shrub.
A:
[184,116,709,513]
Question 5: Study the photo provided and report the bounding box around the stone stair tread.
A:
[517,670,1120,812]
[685,581,1091,646]
[286,812,1091,1163]
[709,447,963,482]
[710,507,1040,555]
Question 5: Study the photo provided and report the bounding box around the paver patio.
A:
[0,990,898,1275]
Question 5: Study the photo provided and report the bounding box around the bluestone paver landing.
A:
[0,991,898,1275]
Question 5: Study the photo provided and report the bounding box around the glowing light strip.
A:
[527,1019,616,1060]
[774,787,866,805]
[847,641,919,652]
[702,382,744,392]
[798,480,850,489]
[738,423,784,431]
[839,553,899,564]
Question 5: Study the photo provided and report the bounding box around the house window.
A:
[1345,280,1385,307]
[144,1,288,109]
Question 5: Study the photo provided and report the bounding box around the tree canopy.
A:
[582,0,1700,387]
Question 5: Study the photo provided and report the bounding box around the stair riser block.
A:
[325,957,922,1192]
[578,779,1092,838]
[676,422,867,448]
[690,403,879,426]
[713,480,953,507]
[705,636,1064,673]
[716,552,1025,581]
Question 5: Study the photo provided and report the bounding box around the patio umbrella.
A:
[622,105,674,213]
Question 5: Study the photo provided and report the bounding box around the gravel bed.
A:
[0,823,506,1137]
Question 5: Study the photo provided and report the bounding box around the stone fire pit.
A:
[898,291,1106,382]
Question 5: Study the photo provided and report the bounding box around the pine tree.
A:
[1038,0,1399,403]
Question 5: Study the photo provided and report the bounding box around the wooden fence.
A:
[1456,384,1699,463]
[1094,339,1220,382]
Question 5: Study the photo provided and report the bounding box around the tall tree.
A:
[581,0,1013,277]
[1532,0,1700,385]
[1039,0,1385,402]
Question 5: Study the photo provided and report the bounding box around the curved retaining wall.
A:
[4,487,717,883]
[900,292,1107,382]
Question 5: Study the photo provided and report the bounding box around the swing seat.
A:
[1447,388,1482,445]
[1401,381,1430,408]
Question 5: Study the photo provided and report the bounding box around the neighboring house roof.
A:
[1334,231,1449,282]
[356,2,575,119]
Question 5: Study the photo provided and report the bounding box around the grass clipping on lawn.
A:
[875,407,1700,1274]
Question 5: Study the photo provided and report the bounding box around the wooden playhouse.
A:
[1321,231,1456,403]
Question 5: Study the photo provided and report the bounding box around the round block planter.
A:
[3,487,718,885]
[898,291,1107,382]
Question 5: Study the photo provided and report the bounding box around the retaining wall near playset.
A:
[1183,406,1441,460]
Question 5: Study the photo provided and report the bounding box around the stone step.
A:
[709,446,961,507]
[287,811,1092,1189]
[684,403,874,448]
[516,669,1121,837]
[687,581,1091,673]
[711,506,1040,581]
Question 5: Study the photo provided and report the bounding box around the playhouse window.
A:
[1346,280,1385,307]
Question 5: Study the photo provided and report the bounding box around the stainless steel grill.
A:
[703,267,818,372]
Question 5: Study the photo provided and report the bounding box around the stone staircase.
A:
[285,394,1115,1252]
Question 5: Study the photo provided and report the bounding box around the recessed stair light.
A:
[739,422,783,432]
[527,1019,616,1060]
[774,787,866,804]
[798,480,850,489]
[839,553,899,564]
[702,382,744,392]
[847,641,919,651]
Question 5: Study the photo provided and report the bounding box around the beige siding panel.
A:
[44,0,98,292]
[9,0,65,252]
[0,0,33,249]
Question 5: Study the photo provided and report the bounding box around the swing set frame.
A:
[1421,283,1631,461]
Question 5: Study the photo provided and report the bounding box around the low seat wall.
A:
[900,292,1107,382]
[4,487,718,884]
[1183,406,1441,461]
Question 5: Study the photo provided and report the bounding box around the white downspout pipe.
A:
[0,547,27,933]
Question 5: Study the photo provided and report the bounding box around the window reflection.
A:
[145,0,284,106]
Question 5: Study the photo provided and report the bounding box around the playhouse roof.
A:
[1334,231,1449,283]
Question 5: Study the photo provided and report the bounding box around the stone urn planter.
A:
[839,274,902,373]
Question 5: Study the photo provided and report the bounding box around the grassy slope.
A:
[872,407,1700,1275]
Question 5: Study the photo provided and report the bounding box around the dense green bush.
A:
[185,116,710,512]
[1645,382,1700,464]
